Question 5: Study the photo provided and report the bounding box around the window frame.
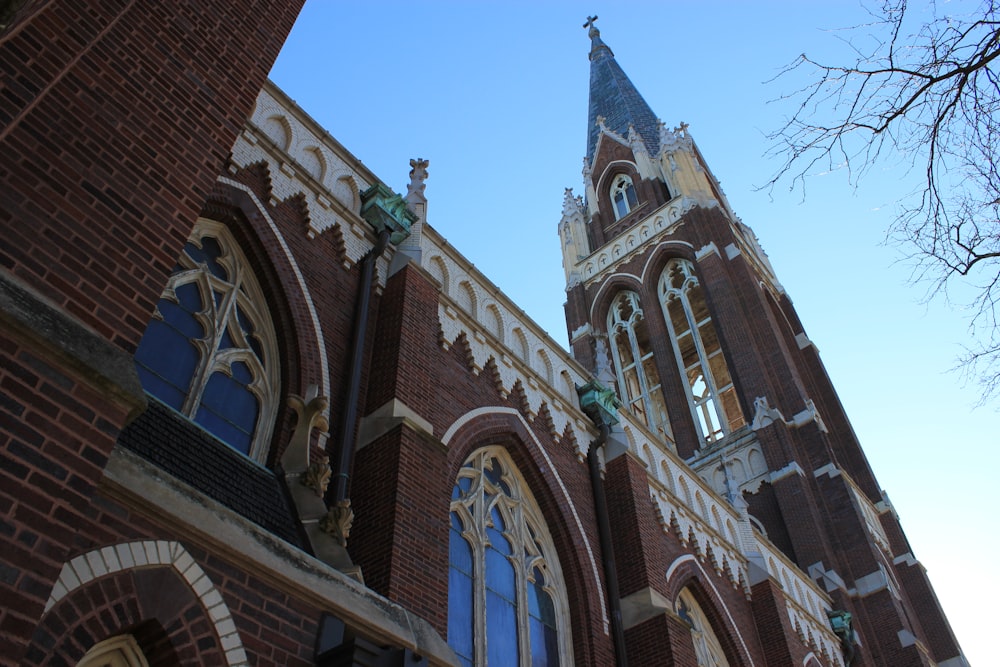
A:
[135,218,280,462]
[448,446,573,666]
[606,291,673,441]
[657,258,744,446]
[609,173,639,221]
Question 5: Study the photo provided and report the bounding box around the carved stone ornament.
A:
[407,157,429,199]
[319,499,355,548]
[301,455,332,497]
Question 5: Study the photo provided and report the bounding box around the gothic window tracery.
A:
[448,448,571,666]
[134,219,280,461]
[658,259,744,446]
[676,589,730,667]
[610,173,638,220]
[607,291,672,441]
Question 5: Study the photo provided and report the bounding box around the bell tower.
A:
[561,18,967,667]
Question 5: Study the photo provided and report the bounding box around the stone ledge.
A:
[0,270,146,420]
[101,446,458,666]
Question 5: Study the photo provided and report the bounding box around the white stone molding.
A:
[233,83,387,267]
[751,396,828,434]
[45,540,250,667]
[217,177,331,434]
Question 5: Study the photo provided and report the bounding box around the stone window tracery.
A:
[610,173,638,220]
[76,634,150,667]
[607,291,672,441]
[134,219,280,461]
[676,589,730,667]
[658,259,744,446]
[448,447,572,666]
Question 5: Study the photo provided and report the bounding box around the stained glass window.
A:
[134,220,279,461]
[610,174,639,220]
[607,291,672,441]
[676,589,730,667]
[658,259,744,446]
[448,448,571,665]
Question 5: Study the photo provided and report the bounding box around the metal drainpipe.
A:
[587,422,630,667]
[332,228,391,503]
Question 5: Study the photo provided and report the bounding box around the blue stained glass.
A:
[195,404,252,454]
[219,326,236,350]
[450,516,473,575]
[485,543,515,601]
[484,456,503,485]
[186,237,228,280]
[174,282,203,314]
[230,360,253,384]
[448,565,474,663]
[486,589,518,667]
[529,577,556,625]
[135,320,200,390]
[157,298,204,339]
[248,335,264,363]
[528,619,559,667]
[200,371,258,434]
[135,366,186,411]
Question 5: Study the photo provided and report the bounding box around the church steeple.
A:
[584,16,660,163]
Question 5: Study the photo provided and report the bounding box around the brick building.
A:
[0,4,968,667]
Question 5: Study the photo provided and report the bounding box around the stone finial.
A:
[595,115,607,131]
[407,158,429,200]
[319,500,355,548]
[562,188,582,216]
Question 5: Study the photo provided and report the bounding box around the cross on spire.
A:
[583,15,598,30]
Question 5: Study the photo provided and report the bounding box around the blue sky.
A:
[270,2,996,663]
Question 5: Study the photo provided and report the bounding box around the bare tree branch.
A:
[765,0,1000,402]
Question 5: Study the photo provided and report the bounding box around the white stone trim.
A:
[45,540,249,667]
[216,176,331,433]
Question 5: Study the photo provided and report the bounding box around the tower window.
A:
[610,174,638,220]
[134,219,280,462]
[658,259,745,446]
[449,448,571,666]
[607,291,672,440]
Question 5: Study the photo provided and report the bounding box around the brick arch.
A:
[664,555,756,667]
[28,541,243,666]
[208,177,334,461]
[587,272,645,330]
[638,239,699,287]
[442,408,611,664]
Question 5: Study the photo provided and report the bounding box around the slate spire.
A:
[584,17,661,163]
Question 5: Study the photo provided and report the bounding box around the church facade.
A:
[0,4,967,667]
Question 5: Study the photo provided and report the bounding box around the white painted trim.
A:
[217,176,331,433]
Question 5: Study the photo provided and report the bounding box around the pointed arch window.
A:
[610,174,638,220]
[607,291,672,440]
[676,589,730,667]
[658,259,744,446]
[134,219,279,461]
[449,448,572,666]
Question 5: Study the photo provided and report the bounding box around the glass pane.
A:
[135,366,186,411]
[174,282,205,317]
[625,183,638,207]
[486,589,518,667]
[486,544,515,599]
[194,405,252,454]
[633,317,651,353]
[448,565,474,664]
[159,295,204,338]
[135,319,200,391]
[668,261,687,290]
[648,388,670,434]
[641,357,661,392]
[450,515,473,575]
[187,237,228,280]
[615,194,628,219]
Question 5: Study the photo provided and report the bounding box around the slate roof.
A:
[117,398,304,548]
[585,27,661,164]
